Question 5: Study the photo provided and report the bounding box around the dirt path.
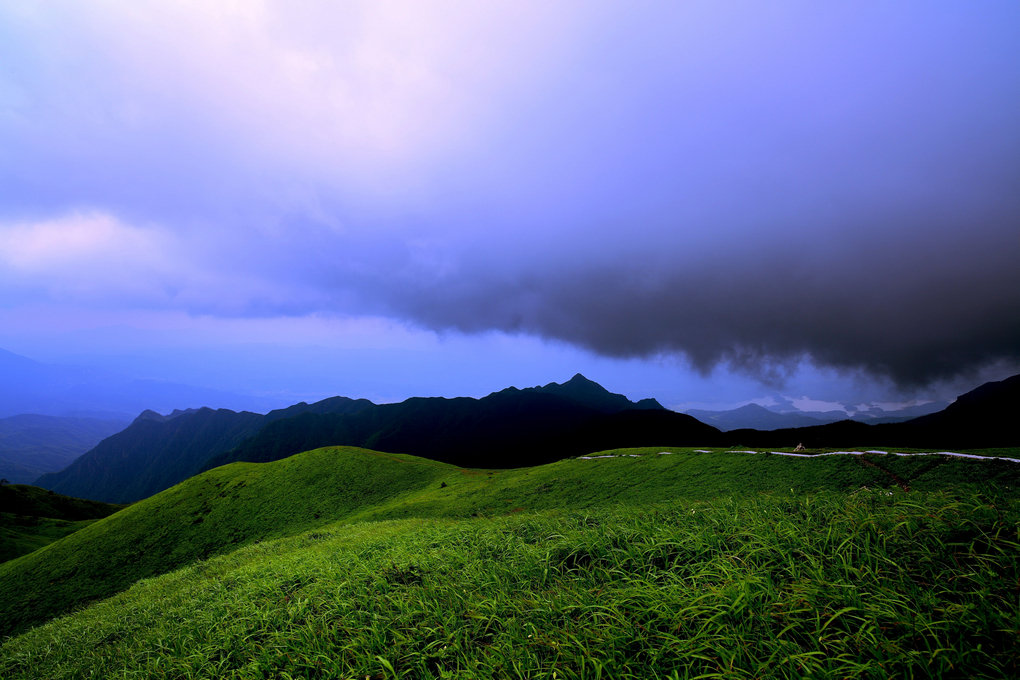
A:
[855,456,911,492]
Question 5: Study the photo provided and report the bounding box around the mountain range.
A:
[724,374,1020,449]
[29,372,1020,504]
[37,375,712,503]
[684,400,948,431]
[35,397,373,503]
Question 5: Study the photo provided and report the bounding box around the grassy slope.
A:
[0,484,124,563]
[0,483,125,520]
[1,445,1017,640]
[0,447,449,637]
[2,492,1017,679]
[0,516,97,563]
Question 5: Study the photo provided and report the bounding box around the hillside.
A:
[35,396,373,503]
[1,447,1018,678]
[0,484,123,563]
[891,373,1020,446]
[0,414,127,484]
[2,444,1018,638]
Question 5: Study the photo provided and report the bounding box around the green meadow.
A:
[1,446,1018,678]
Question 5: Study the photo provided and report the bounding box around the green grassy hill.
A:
[1,446,1018,677]
[0,447,450,636]
[3,445,1018,639]
[0,484,123,563]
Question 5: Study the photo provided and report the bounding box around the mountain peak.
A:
[133,409,165,424]
[527,375,664,413]
[553,373,610,396]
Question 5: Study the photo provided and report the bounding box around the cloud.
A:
[1,2,1019,389]
[0,1,580,219]
[0,212,157,267]
[0,211,322,315]
[0,212,179,303]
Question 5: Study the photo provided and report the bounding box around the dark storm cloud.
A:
[330,1,1020,388]
[353,202,1020,388]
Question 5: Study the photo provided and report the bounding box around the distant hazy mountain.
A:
[35,397,374,503]
[0,414,128,484]
[846,401,950,424]
[687,400,949,431]
[686,404,831,431]
[0,348,281,418]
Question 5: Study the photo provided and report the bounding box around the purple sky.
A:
[1,2,1018,412]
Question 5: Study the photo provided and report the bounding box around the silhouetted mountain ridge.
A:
[36,397,374,503]
[518,373,665,413]
[207,377,699,474]
[728,374,1019,449]
[32,373,1020,504]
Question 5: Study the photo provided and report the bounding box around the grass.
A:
[0,446,1017,677]
[0,447,450,637]
[1,446,1017,639]
[1,490,1016,678]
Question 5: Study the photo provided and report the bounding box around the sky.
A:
[1,1,1018,412]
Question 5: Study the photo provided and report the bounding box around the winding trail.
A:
[855,457,911,491]
[759,449,1020,464]
[577,449,1020,463]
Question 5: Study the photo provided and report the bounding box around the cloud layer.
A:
[2,1,1018,388]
